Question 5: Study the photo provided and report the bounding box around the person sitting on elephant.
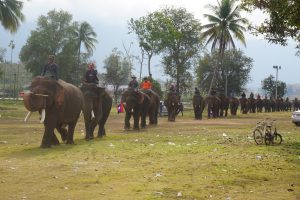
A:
[140,77,153,90]
[84,63,99,85]
[257,94,261,99]
[241,92,246,98]
[169,84,176,94]
[249,92,254,99]
[128,75,139,91]
[194,87,200,95]
[41,55,59,80]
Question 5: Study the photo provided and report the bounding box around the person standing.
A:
[41,55,59,80]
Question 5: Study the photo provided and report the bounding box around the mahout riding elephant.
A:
[141,89,160,124]
[164,92,181,121]
[121,89,158,130]
[80,83,112,140]
[193,93,205,120]
[23,76,83,148]
[256,96,263,112]
[229,97,239,116]
[248,97,256,113]
[205,95,221,118]
[239,97,248,114]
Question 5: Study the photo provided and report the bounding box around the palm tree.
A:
[201,0,248,96]
[73,21,98,80]
[0,0,24,33]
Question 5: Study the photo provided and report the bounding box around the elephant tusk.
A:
[24,111,32,122]
[91,110,95,119]
[40,109,46,123]
[34,93,49,97]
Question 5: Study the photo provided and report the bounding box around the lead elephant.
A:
[23,76,83,148]
[164,92,180,121]
[121,90,157,130]
[141,89,160,124]
[218,94,229,117]
[80,83,112,140]
[193,94,205,120]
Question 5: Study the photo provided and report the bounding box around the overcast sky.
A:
[1,0,299,89]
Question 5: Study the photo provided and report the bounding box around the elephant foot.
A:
[133,127,140,131]
[97,134,104,138]
[66,140,74,144]
[40,143,51,148]
[85,136,94,141]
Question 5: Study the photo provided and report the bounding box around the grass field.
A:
[0,100,299,200]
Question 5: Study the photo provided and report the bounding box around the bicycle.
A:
[253,119,283,145]
[264,120,283,145]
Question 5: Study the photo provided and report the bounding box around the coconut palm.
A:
[201,0,248,96]
[0,0,24,33]
[73,21,98,80]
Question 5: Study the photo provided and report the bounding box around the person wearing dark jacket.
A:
[41,55,59,80]
[85,63,99,84]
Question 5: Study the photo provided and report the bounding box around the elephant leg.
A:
[124,112,131,130]
[41,118,56,148]
[66,121,76,144]
[50,133,60,145]
[98,126,105,138]
[56,124,67,143]
[87,119,98,140]
[133,112,140,130]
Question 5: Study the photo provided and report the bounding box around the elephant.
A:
[80,83,112,140]
[164,92,181,121]
[23,76,83,148]
[229,97,239,116]
[205,95,221,118]
[263,98,271,112]
[192,94,205,120]
[248,97,256,113]
[218,94,229,117]
[121,89,159,130]
[239,97,248,114]
[141,89,160,124]
[256,97,263,112]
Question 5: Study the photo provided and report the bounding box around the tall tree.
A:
[158,6,203,94]
[201,0,248,95]
[128,12,164,77]
[73,21,98,80]
[195,49,253,96]
[19,10,92,84]
[0,0,24,33]
[262,75,287,99]
[242,0,300,53]
[103,48,130,104]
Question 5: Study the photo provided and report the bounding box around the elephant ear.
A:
[138,92,145,104]
[55,83,64,108]
[97,87,105,97]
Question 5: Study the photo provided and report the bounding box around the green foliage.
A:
[150,78,163,98]
[128,12,164,76]
[262,75,287,98]
[201,0,248,94]
[19,10,94,85]
[102,48,130,103]
[0,0,24,33]
[242,0,300,49]
[196,49,253,96]
[157,6,203,94]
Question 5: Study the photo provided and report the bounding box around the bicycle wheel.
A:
[264,132,272,145]
[253,129,264,145]
[273,133,283,145]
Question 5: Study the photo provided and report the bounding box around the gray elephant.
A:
[193,93,205,120]
[205,95,221,118]
[80,83,112,140]
[121,90,153,130]
[23,76,83,148]
[164,92,181,122]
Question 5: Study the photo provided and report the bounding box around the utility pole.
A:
[273,65,281,99]
[9,40,15,98]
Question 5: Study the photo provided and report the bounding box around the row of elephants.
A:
[193,93,300,119]
[22,76,298,148]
